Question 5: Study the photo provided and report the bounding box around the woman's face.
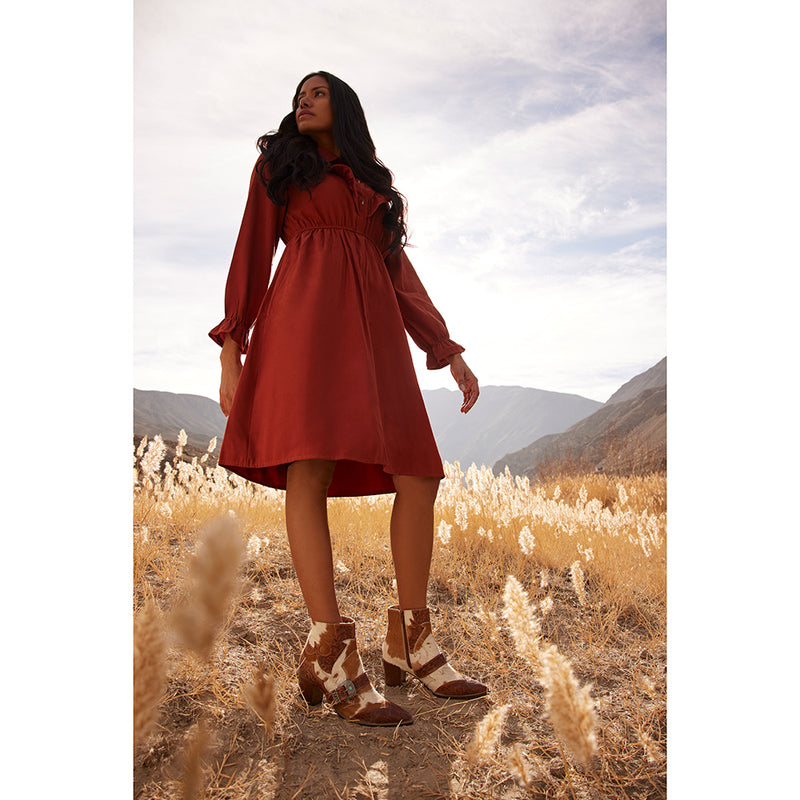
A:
[295,75,334,136]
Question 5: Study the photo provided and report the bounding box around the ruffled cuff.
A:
[426,339,465,370]
[208,317,251,354]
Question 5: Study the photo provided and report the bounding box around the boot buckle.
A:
[328,679,358,705]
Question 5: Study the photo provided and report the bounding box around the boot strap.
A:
[415,652,448,679]
[326,673,370,706]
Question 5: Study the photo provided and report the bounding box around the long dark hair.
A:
[256,71,407,254]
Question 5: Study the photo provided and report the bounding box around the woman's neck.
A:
[310,132,339,158]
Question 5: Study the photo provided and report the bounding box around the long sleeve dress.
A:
[209,146,464,496]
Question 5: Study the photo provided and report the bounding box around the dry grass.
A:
[134,598,167,745]
[171,516,245,660]
[242,663,277,742]
[465,704,511,765]
[134,432,666,799]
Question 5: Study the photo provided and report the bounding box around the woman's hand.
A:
[219,336,243,417]
[448,353,479,414]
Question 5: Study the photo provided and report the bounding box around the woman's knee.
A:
[287,459,336,493]
[393,474,440,503]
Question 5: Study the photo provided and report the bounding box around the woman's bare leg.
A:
[285,459,340,622]
[390,475,440,609]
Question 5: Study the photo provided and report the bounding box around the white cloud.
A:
[403,91,664,251]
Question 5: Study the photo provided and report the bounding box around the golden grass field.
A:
[134,432,666,799]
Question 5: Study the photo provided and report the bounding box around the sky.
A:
[134,0,666,404]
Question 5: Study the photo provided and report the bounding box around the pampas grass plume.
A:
[636,725,663,764]
[133,599,167,744]
[140,434,166,479]
[570,560,587,607]
[243,663,277,741]
[172,515,245,660]
[466,704,510,765]
[539,644,598,768]
[181,718,209,800]
[502,575,541,667]
[505,742,533,788]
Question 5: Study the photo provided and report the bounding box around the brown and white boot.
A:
[297,616,413,726]
[382,606,488,699]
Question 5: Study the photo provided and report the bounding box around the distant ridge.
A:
[494,359,666,479]
[133,388,227,451]
[606,357,666,404]
[421,386,602,468]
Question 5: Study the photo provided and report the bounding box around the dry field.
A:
[133,432,666,799]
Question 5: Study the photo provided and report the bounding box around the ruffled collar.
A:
[316,143,391,215]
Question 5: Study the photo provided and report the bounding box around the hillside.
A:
[495,385,666,479]
[606,356,666,404]
[134,389,227,451]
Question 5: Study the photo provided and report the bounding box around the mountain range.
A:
[133,357,666,477]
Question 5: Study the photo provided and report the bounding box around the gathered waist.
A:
[287,226,385,258]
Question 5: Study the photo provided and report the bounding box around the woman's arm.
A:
[219,335,243,417]
[208,163,286,354]
[210,162,285,414]
[385,247,479,413]
[384,247,465,368]
[447,352,479,414]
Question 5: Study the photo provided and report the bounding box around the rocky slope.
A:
[606,357,666,404]
[495,383,666,478]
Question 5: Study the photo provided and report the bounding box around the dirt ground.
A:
[134,535,666,800]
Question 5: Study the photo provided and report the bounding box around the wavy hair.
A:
[256,71,407,254]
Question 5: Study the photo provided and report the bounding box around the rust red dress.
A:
[209,147,464,496]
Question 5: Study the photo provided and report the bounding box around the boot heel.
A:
[383,659,406,687]
[298,671,324,706]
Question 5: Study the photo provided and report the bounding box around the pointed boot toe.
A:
[350,699,413,727]
[433,677,488,699]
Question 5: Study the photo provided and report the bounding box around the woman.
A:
[209,71,487,726]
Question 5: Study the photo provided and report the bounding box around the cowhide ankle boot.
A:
[382,606,488,699]
[297,616,413,726]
